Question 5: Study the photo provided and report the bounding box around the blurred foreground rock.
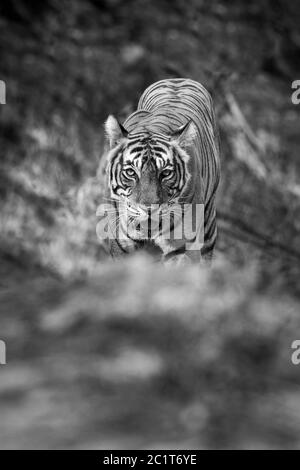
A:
[0,255,300,449]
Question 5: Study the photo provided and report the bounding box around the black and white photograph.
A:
[0,0,300,452]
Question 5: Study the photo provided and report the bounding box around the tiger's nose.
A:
[139,180,162,206]
[139,196,161,207]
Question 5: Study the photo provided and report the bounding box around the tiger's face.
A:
[104,115,196,215]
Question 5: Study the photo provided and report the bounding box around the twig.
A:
[219,211,300,261]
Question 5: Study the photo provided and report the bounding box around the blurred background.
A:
[0,0,300,449]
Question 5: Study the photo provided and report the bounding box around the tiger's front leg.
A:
[163,253,193,268]
[162,246,202,267]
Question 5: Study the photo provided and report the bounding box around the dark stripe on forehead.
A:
[155,155,166,168]
[128,131,148,138]
[130,146,144,152]
[126,140,145,149]
[152,146,167,153]
[132,153,144,165]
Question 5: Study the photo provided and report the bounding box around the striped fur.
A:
[99,78,220,263]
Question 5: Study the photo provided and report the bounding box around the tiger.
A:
[97,78,220,265]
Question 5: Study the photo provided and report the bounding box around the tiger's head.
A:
[104,115,197,218]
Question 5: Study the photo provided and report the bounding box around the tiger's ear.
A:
[105,115,128,148]
[171,120,197,148]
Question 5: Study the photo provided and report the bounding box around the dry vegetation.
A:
[0,0,299,449]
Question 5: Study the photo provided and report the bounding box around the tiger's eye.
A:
[161,169,172,178]
[124,168,136,177]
